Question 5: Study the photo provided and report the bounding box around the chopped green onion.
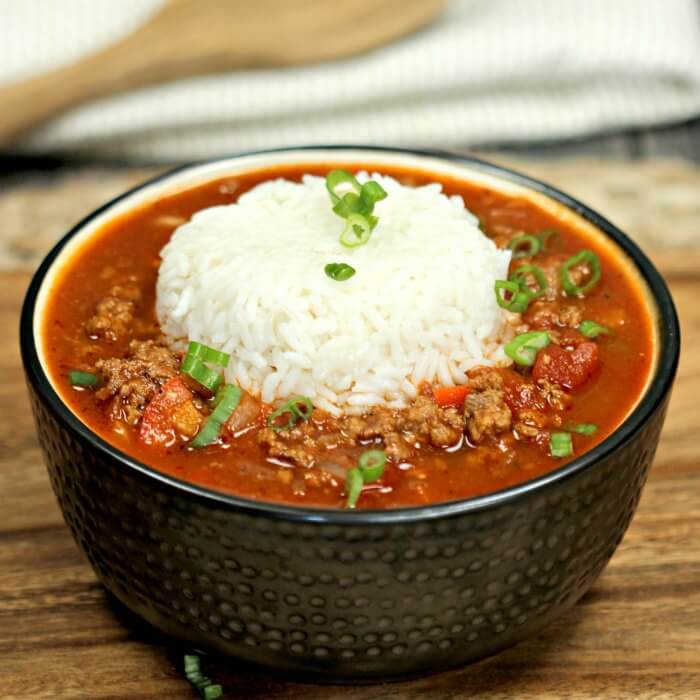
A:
[324,262,356,281]
[358,449,387,482]
[505,331,550,366]
[560,250,601,297]
[339,213,372,248]
[345,467,364,509]
[495,279,531,313]
[68,370,101,388]
[267,395,314,432]
[186,341,230,368]
[181,355,223,392]
[183,654,223,699]
[537,228,557,249]
[578,320,612,338]
[360,180,388,210]
[508,233,541,259]
[510,264,548,300]
[550,432,573,458]
[191,385,242,448]
[326,169,361,203]
[568,423,598,436]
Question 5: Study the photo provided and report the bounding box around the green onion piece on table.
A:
[68,370,101,387]
[568,423,598,436]
[191,384,242,448]
[345,467,364,509]
[267,396,314,432]
[507,233,542,260]
[550,432,573,458]
[510,264,548,300]
[183,653,223,699]
[504,331,550,366]
[340,213,373,248]
[324,262,356,281]
[185,340,230,367]
[181,355,223,392]
[495,279,531,313]
[560,250,601,297]
[358,449,387,482]
[578,320,612,338]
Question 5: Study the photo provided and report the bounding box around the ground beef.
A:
[342,396,464,462]
[536,378,571,411]
[527,303,583,330]
[95,340,179,424]
[85,279,142,341]
[463,369,512,443]
[258,396,465,468]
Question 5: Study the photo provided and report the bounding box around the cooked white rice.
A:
[156,173,512,415]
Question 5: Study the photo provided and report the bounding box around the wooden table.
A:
[1,160,699,699]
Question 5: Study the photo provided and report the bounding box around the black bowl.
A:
[20,146,679,681]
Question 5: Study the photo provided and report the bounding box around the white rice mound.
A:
[156,173,513,415]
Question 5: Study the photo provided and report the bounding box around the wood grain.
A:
[2,168,700,698]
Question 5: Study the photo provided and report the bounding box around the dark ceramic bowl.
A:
[20,147,679,681]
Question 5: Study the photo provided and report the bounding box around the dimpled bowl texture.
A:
[20,147,679,681]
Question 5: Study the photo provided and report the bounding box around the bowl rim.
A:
[20,144,680,525]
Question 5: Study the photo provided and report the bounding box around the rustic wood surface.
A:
[1,160,699,699]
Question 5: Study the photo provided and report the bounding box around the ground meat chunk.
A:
[95,340,179,424]
[513,408,549,441]
[85,279,142,342]
[463,369,512,443]
[536,378,571,411]
[527,303,583,330]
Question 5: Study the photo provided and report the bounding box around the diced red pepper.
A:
[433,384,471,408]
[532,342,599,390]
[140,376,197,445]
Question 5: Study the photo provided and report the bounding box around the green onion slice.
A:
[578,320,612,338]
[181,355,223,392]
[358,449,387,482]
[183,653,223,699]
[345,467,364,509]
[568,423,598,436]
[495,280,531,313]
[68,370,101,388]
[537,228,557,249]
[510,264,548,300]
[508,234,541,260]
[340,213,372,248]
[550,432,573,458]
[267,395,314,432]
[324,262,356,281]
[186,341,230,367]
[326,169,361,203]
[505,331,550,366]
[191,384,242,448]
[360,180,387,210]
[560,250,602,297]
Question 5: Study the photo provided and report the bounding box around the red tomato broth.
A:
[40,163,655,509]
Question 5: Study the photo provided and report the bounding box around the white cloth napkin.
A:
[3,0,700,161]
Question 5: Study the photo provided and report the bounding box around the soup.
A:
[41,163,654,508]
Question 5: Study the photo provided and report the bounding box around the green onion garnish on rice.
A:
[325,170,387,249]
[324,262,356,281]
